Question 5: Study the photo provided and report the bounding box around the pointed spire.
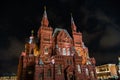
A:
[31,30,34,36]
[29,30,34,44]
[71,13,77,32]
[41,6,49,27]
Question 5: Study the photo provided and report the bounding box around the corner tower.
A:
[37,6,53,57]
[71,14,89,64]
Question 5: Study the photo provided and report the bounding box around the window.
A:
[57,64,62,75]
[67,59,69,64]
[59,48,61,54]
[47,69,51,77]
[39,73,44,80]
[44,38,50,41]
[28,70,32,75]
[76,42,81,44]
[91,71,94,78]
[77,65,81,73]
[67,59,72,65]
[56,44,58,48]
[69,60,72,65]
[85,68,89,76]
[62,48,66,55]
[67,48,70,56]
[77,50,80,56]
[44,47,48,54]
[39,59,44,65]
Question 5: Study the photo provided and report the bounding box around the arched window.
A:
[85,68,89,76]
[62,48,66,55]
[39,59,44,65]
[77,50,80,56]
[57,64,62,75]
[39,73,44,80]
[77,64,81,73]
[47,69,51,77]
[91,71,94,78]
[59,48,61,54]
[67,48,70,56]
[44,47,48,54]
[56,44,58,48]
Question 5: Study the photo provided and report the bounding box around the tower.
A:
[17,30,37,80]
[25,30,38,56]
[71,14,88,64]
[37,6,53,58]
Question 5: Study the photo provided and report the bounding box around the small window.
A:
[47,69,51,77]
[59,48,61,54]
[56,44,58,48]
[62,48,66,55]
[77,50,80,56]
[28,70,32,75]
[39,59,44,65]
[69,60,72,64]
[76,42,80,44]
[67,48,70,56]
[67,59,69,64]
[44,38,50,41]
[85,68,89,76]
[67,59,72,65]
[91,71,94,78]
[44,47,48,54]
[57,64,62,75]
[77,65,81,73]
[39,73,44,80]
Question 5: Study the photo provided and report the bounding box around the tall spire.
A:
[41,6,49,27]
[71,13,77,32]
[29,30,34,44]
[31,30,34,36]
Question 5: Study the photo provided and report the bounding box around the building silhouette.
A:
[17,7,97,80]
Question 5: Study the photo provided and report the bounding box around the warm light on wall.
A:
[96,64,118,79]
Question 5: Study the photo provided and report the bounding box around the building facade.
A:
[96,64,118,80]
[0,73,17,80]
[17,7,97,80]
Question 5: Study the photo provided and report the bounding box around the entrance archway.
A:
[64,65,75,80]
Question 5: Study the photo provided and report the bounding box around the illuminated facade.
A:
[0,74,17,80]
[96,64,118,80]
[17,7,97,80]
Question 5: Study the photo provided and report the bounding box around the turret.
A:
[25,30,38,55]
[41,6,49,27]
[37,6,53,57]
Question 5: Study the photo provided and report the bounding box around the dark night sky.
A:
[0,0,120,73]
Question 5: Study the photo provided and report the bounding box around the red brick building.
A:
[17,7,97,80]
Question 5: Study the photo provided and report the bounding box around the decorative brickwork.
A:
[17,7,97,80]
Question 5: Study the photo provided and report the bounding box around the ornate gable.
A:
[53,28,73,56]
[53,28,73,47]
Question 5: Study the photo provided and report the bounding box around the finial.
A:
[41,5,49,26]
[70,13,72,17]
[43,6,47,18]
[31,30,34,36]
[44,6,46,11]
[71,13,74,21]
[70,13,76,32]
